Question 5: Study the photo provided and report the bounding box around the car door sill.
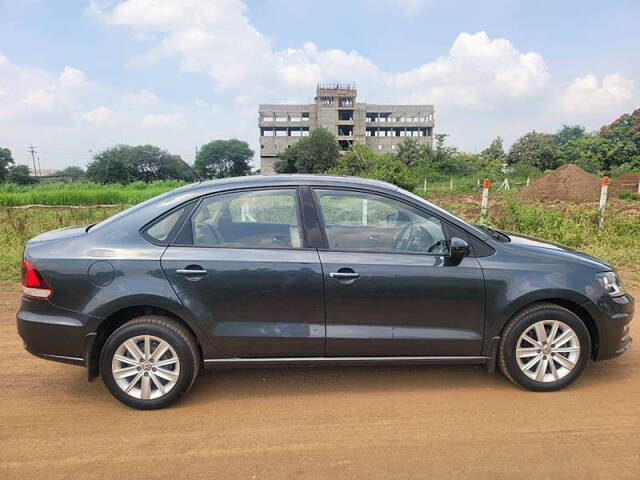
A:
[203,356,489,369]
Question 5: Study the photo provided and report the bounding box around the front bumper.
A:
[588,292,634,361]
[17,297,98,367]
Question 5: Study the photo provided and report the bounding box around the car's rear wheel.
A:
[499,303,591,391]
[100,316,200,409]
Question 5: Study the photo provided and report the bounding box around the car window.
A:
[180,189,302,249]
[315,189,448,254]
[143,206,187,243]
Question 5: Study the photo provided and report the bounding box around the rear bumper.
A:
[17,297,98,367]
[589,293,634,361]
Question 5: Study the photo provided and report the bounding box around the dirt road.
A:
[1,285,638,479]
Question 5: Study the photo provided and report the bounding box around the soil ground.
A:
[0,284,638,479]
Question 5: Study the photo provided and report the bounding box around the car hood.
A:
[28,226,88,244]
[502,231,613,271]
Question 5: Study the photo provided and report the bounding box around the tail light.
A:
[21,259,53,299]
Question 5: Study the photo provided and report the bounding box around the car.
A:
[17,175,634,409]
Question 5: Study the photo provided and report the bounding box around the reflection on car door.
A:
[314,189,485,357]
[161,188,325,358]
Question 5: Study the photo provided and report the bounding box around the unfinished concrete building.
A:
[258,84,434,174]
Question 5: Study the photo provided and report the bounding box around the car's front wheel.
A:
[100,316,200,409]
[499,303,591,391]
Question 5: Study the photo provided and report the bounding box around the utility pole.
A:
[36,153,42,177]
[27,144,38,177]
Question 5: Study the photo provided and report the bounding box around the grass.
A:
[0,180,184,206]
[619,191,640,201]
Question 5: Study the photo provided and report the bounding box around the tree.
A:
[56,166,85,181]
[330,145,416,190]
[507,131,561,171]
[8,165,37,185]
[480,137,506,163]
[553,125,585,146]
[274,128,339,174]
[194,139,253,179]
[86,145,193,183]
[0,147,14,182]
[558,135,608,174]
[397,138,426,167]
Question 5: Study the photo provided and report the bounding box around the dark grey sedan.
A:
[17,175,634,409]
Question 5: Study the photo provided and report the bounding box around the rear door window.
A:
[177,189,302,249]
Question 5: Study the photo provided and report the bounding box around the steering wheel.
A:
[394,222,441,253]
[393,222,416,251]
[195,223,224,246]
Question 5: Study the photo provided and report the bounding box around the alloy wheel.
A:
[111,335,181,400]
[515,320,581,383]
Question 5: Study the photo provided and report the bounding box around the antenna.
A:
[182,151,203,182]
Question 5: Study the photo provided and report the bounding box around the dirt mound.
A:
[518,164,601,202]
[611,172,640,193]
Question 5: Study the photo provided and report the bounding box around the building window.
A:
[262,116,274,122]
[338,125,353,136]
[261,128,274,137]
[378,145,382,150]
[275,128,287,136]
[302,112,309,120]
[275,116,288,122]
[301,129,309,137]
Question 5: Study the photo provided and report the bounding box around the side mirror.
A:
[449,237,470,262]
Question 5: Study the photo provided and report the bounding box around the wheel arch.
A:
[502,298,599,360]
[86,304,205,381]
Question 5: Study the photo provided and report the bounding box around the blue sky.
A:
[1,0,638,170]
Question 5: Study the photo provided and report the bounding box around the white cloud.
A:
[90,2,547,111]
[560,73,635,115]
[392,32,549,108]
[142,112,185,128]
[0,53,89,119]
[58,66,87,88]
[81,106,114,125]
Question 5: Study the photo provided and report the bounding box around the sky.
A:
[1,0,638,171]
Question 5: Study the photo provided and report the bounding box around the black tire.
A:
[499,303,591,391]
[100,316,200,409]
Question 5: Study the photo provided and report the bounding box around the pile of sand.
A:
[611,172,640,194]
[518,164,601,202]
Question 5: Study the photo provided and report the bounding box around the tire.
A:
[499,303,591,391]
[100,316,200,409]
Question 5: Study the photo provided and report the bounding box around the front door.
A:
[162,188,325,358]
[313,188,485,357]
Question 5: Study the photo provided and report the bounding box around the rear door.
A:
[161,187,325,358]
[314,188,485,357]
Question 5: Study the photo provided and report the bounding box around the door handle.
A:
[176,268,208,276]
[329,271,360,279]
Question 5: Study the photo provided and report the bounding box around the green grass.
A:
[619,191,640,201]
[0,180,185,206]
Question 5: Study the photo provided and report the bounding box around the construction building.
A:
[258,84,435,174]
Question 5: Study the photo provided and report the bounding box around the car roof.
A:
[174,174,402,196]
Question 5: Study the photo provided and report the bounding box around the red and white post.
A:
[599,176,609,228]
[481,179,490,219]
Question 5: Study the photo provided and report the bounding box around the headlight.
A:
[595,271,626,297]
